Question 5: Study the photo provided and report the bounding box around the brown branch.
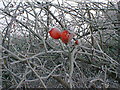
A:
[52,75,70,88]
[44,7,65,29]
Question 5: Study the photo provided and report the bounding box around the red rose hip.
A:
[60,30,74,44]
[75,40,79,45]
[49,28,61,39]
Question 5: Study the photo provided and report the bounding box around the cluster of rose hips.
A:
[49,28,79,45]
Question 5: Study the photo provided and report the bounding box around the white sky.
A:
[0,0,120,3]
[0,0,119,31]
[0,0,119,8]
[0,0,119,37]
